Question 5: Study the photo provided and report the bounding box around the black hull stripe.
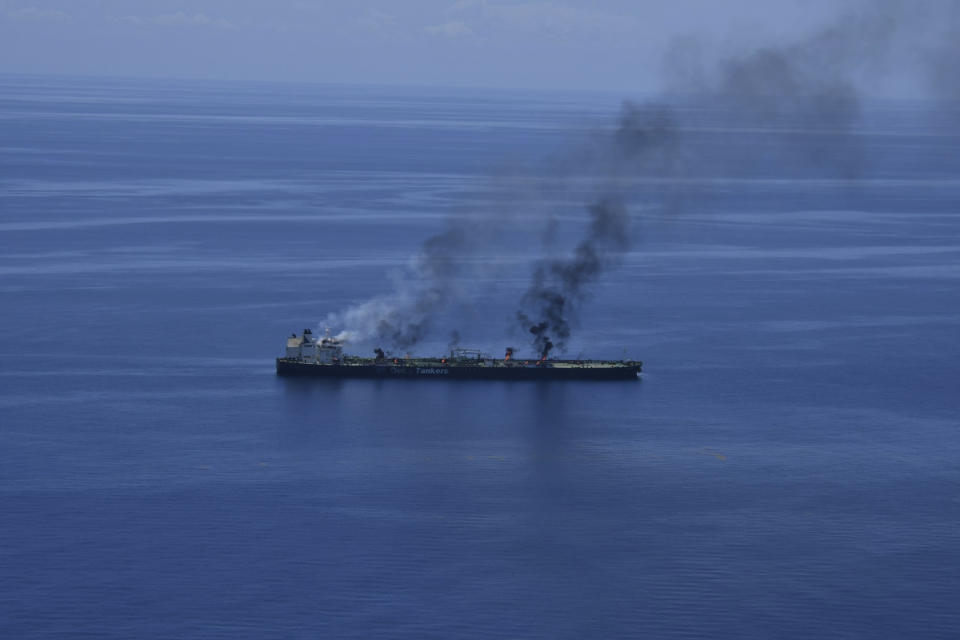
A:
[276,359,640,381]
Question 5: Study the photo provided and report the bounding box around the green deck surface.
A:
[336,356,639,369]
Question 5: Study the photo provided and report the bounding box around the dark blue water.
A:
[1,75,959,638]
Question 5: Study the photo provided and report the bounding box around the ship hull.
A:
[276,358,640,381]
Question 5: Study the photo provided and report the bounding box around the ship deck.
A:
[337,357,639,369]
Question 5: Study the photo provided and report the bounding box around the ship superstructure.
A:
[276,329,641,381]
[285,329,344,363]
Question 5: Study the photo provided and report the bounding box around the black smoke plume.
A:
[325,0,958,355]
[448,330,462,352]
[515,102,675,357]
[526,322,552,359]
[512,0,910,357]
[516,197,633,358]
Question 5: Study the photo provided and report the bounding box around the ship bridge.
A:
[285,329,343,363]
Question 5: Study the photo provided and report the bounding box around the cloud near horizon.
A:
[442,0,637,37]
[423,20,474,39]
[0,0,948,95]
[7,6,69,22]
[107,12,235,30]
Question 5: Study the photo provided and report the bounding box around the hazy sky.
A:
[0,0,940,93]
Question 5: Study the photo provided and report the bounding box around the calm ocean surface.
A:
[1,75,958,638]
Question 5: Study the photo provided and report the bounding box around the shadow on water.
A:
[525,382,573,522]
[274,375,641,452]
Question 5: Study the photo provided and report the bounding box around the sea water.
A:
[1,75,958,638]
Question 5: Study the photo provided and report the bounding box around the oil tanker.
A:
[276,329,641,381]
